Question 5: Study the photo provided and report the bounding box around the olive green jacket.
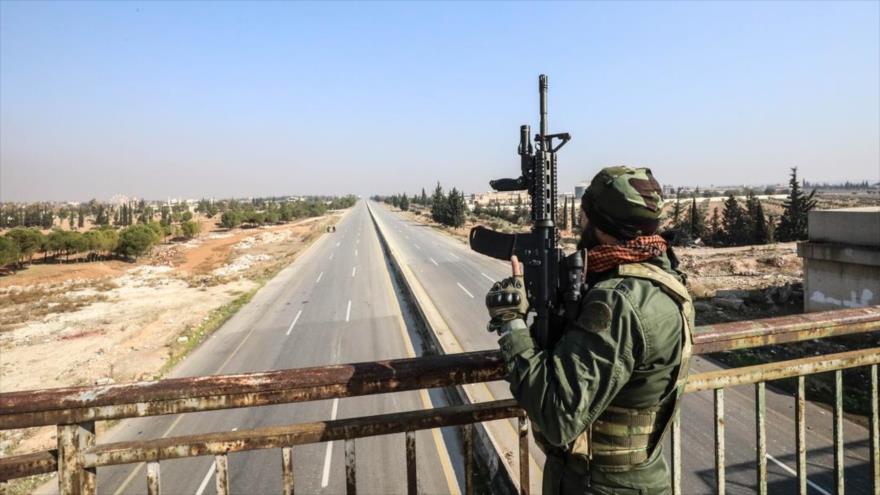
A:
[498,255,691,494]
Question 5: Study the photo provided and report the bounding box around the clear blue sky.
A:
[1,1,878,201]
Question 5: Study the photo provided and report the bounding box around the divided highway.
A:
[54,201,460,495]
[369,201,875,495]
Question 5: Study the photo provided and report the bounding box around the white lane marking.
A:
[481,272,496,283]
[352,266,357,278]
[194,461,215,495]
[456,282,474,299]
[336,242,340,247]
[345,300,352,322]
[355,249,358,256]
[320,399,340,487]
[429,258,439,266]
[329,252,334,261]
[195,428,239,495]
[356,239,359,245]
[316,271,324,284]
[285,310,303,336]
[414,244,421,250]
[448,252,459,260]
[766,454,832,495]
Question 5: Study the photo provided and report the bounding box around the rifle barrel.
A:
[539,74,548,140]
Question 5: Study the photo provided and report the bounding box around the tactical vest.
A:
[565,262,694,469]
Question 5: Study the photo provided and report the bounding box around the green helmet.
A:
[581,166,664,239]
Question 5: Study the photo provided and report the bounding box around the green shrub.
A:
[117,224,157,259]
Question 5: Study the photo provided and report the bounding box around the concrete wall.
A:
[808,206,880,247]
[799,207,880,312]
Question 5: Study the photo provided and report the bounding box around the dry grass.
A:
[0,281,113,333]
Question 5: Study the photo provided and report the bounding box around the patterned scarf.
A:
[587,235,668,274]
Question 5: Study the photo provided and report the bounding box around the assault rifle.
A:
[469,74,584,349]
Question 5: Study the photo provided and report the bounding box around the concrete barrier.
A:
[366,201,528,494]
[799,207,880,312]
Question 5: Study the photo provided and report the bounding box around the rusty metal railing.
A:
[1,306,879,494]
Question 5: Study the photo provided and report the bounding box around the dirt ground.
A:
[0,212,341,459]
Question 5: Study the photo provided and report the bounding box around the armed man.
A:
[485,166,693,494]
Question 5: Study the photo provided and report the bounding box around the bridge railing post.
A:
[57,421,95,495]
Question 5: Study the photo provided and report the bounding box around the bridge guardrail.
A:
[1,306,878,494]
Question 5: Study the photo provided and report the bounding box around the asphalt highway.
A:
[369,201,875,495]
[68,201,460,495]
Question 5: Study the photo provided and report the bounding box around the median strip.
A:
[366,201,532,494]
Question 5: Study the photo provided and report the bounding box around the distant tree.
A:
[84,230,104,260]
[197,199,217,218]
[159,206,171,226]
[685,196,707,240]
[707,207,722,245]
[721,194,748,246]
[0,237,21,269]
[94,205,109,226]
[670,188,684,229]
[181,221,201,239]
[745,191,770,244]
[117,225,157,260]
[777,167,817,241]
[248,211,267,226]
[147,221,166,243]
[5,228,45,264]
[220,211,242,229]
[431,182,448,224]
[77,208,85,229]
[420,188,428,206]
[399,193,410,211]
[753,202,771,244]
[264,210,280,224]
[96,228,119,258]
[39,208,53,229]
[446,188,467,228]
[278,203,294,222]
[48,230,88,262]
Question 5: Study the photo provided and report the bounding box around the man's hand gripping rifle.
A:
[470,74,584,349]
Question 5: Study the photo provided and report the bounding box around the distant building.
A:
[470,190,530,206]
[109,194,133,206]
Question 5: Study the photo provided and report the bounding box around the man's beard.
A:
[577,224,601,251]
